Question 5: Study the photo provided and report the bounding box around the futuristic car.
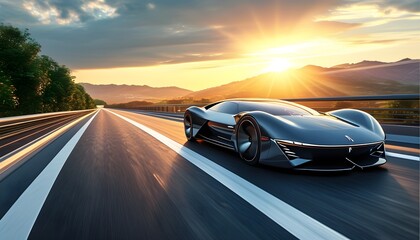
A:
[183,99,386,171]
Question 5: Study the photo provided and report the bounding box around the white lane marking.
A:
[0,110,99,239]
[129,111,183,121]
[387,134,419,145]
[387,152,420,161]
[105,108,348,240]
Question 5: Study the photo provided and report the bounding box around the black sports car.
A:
[184,99,386,171]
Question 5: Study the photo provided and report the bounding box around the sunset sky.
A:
[1,0,419,90]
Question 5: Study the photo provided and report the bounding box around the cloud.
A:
[146,3,155,10]
[316,2,420,26]
[0,0,418,69]
[81,0,118,20]
[377,0,420,12]
[22,0,81,25]
[347,38,406,45]
[2,0,119,25]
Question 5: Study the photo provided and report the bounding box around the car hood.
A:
[271,115,383,145]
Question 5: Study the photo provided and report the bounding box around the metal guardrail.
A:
[0,110,95,157]
[110,94,420,126]
[283,94,420,101]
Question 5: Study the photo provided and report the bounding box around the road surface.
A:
[0,108,418,239]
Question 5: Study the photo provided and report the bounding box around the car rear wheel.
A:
[236,116,261,165]
[184,112,196,142]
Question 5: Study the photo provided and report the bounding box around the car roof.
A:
[224,98,287,103]
[228,99,291,104]
[205,98,290,106]
[204,98,319,115]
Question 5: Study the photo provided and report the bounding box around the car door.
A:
[206,102,238,142]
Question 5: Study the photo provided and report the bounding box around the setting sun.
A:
[263,58,292,73]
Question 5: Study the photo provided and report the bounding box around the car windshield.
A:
[238,101,317,116]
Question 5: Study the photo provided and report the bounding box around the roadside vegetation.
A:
[106,98,211,109]
[0,24,96,117]
[106,101,154,109]
[94,99,107,106]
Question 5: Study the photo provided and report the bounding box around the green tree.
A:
[94,99,107,106]
[0,24,96,116]
[69,84,94,110]
[40,56,75,112]
[84,92,95,109]
[0,72,18,116]
[0,24,42,114]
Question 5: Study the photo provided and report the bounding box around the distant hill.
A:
[332,60,386,69]
[184,71,348,100]
[80,59,419,104]
[186,59,419,100]
[322,59,419,85]
[79,83,192,104]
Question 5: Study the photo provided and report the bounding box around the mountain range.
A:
[79,83,192,104]
[80,58,419,104]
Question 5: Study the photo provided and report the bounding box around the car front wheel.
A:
[184,112,196,142]
[236,116,261,165]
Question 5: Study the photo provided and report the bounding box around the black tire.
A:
[236,116,261,165]
[184,112,196,142]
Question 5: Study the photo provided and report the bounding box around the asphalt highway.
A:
[0,108,418,240]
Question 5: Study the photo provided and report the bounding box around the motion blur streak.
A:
[0,111,96,175]
[387,152,419,161]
